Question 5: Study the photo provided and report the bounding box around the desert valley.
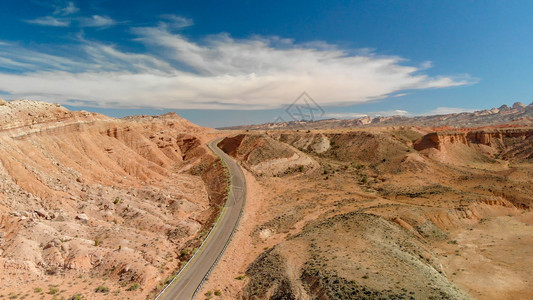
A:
[0,99,531,300]
[2,2,533,299]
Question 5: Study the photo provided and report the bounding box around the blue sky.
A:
[0,1,532,127]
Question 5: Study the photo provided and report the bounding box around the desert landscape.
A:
[0,99,531,299]
[2,2,533,299]
[200,118,533,300]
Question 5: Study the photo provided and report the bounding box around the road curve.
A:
[156,137,247,300]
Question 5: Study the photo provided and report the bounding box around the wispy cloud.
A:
[25,16,70,27]
[78,15,116,27]
[1,17,476,110]
[326,110,410,119]
[325,107,478,119]
[423,107,476,115]
[54,1,79,16]
[0,41,91,72]
[25,1,77,26]
[26,1,116,28]
[27,15,118,28]
[161,15,193,29]
[324,112,369,119]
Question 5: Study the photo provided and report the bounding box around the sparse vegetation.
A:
[94,286,109,293]
[47,287,59,295]
[127,283,140,291]
[180,249,190,258]
[163,272,177,285]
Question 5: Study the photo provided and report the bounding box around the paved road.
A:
[156,138,246,300]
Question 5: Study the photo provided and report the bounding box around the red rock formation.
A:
[414,128,532,156]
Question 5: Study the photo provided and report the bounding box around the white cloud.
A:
[372,110,410,117]
[54,1,79,16]
[79,15,116,28]
[26,1,78,26]
[325,107,479,120]
[160,15,194,29]
[325,112,369,119]
[423,107,476,115]
[419,61,433,70]
[0,19,477,110]
[0,41,91,72]
[326,110,410,119]
[25,16,70,27]
[392,93,409,98]
[26,2,115,28]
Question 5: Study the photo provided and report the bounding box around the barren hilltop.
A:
[0,99,532,300]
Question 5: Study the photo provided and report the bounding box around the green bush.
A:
[127,283,140,291]
[94,286,109,293]
[180,249,189,257]
[163,274,175,285]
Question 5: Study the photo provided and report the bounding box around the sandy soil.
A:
[438,212,533,300]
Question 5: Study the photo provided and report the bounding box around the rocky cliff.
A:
[414,128,533,160]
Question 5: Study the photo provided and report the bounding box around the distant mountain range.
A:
[220,102,533,130]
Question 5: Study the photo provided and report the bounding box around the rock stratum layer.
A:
[0,100,226,299]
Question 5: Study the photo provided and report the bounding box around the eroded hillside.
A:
[200,126,533,300]
[0,100,228,299]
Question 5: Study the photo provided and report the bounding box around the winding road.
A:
[156,137,247,300]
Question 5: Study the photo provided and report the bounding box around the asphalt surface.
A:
[156,138,247,300]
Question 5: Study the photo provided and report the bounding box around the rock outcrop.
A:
[218,134,317,176]
[414,128,533,158]
[0,99,226,299]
